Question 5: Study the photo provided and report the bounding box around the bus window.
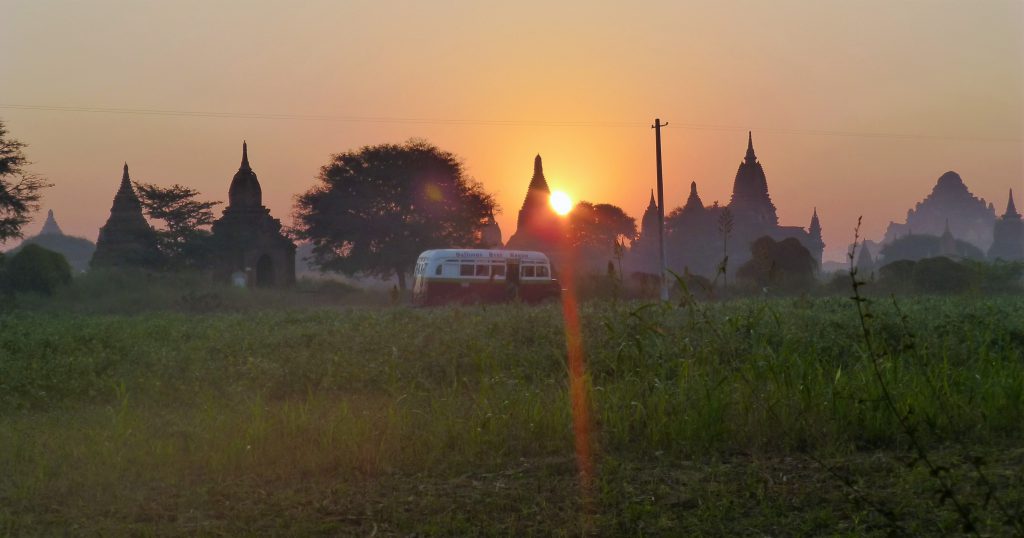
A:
[475,264,490,277]
[537,266,549,278]
[522,265,536,278]
[492,264,506,277]
[435,264,443,276]
[460,264,474,277]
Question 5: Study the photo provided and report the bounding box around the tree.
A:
[2,243,71,295]
[134,182,220,270]
[736,236,816,292]
[566,202,636,274]
[0,121,50,242]
[293,139,496,290]
[879,233,984,263]
[568,202,636,249]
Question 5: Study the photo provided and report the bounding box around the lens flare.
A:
[550,191,573,215]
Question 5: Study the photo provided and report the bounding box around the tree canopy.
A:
[736,236,817,292]
[0,121,50,242]
[1,243,71,296]
[568,202,636,249]
[293,139,496,289]
[879,233,984,263]
[134,182,220,269]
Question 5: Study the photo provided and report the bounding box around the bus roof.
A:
[417,249,551,263]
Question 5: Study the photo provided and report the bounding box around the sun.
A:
[549,191,573,216]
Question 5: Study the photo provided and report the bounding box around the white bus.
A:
[412,249,561,305]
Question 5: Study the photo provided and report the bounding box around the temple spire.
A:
[527,154,550,193]
[744,131,757,163]
[40,209,63,235]
[809,207,823,244]
[121,162,130,188]
[647,189,657,209]
[1005,188,1019,218]
[240,141,250,170]
[683,181,704,212]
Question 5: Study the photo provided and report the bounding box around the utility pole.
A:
[652,118,669,301]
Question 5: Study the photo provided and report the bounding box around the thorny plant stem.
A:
[847,217,978,535]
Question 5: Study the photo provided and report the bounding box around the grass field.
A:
[1,293,1023,535]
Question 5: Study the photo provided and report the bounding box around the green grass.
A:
[1,296,1022,535]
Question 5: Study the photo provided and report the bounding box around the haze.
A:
[2,0,1021,261]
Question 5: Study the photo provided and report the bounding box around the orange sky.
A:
[2,0,1021,261]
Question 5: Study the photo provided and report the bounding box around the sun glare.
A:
[550,191,573,216]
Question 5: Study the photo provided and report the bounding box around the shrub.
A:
[736,236,817,293]
[912,257,972,294]
[876,259,917,292]
[2,244,72,295]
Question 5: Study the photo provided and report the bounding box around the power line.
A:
[0,103,1019,143]
[0,104,644,128]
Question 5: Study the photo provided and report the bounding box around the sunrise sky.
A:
[2,0,1021,261]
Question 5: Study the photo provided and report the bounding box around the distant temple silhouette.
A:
[39,209,63,236]
[479,210,503,248]
[11,209,96,272]
[626,133,823,278]
[627,190,661,274]
[988,189,1023,261]
[504,154,562,252]
[883,171,996,251]
[210,142,296,286]
[90,163,160,268]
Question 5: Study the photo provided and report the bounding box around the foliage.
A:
[6,268,380,314]
[567,201,636,273]
[877,258,916,288]
[735,236,816,292]
[293,139,496,289]
[567,201,636,249]
[880,233,984,263]
[0,121,50,242]
[0,297,1022,534]
[873,257,1024,295]
[1,243,71,295]
[911,256,973,294]
[134,182,220,269]
[11,233,95,273]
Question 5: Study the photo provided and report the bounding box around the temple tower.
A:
[856,241,875,276]
[480,210,503,248]
[90,163,160,268]
[505,154,562,252]
[988,189,1023,261]
[728,132,778,227]
[39,210,63,235]
[807,208,825,266]
[682,181,705,214]
[640,190,660,239]
[210,142,296,286]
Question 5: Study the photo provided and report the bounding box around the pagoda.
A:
[807,208,825,266]
[504,154,563,253]
[988,189,1023,261]
[883,171,996,250]
[728,132,779,228]
[624,190,662,275]
[210,142,296,286]
[39,210,63,235]
[651,133,822,277]
[479,210,503,248]
[90,163,160,268]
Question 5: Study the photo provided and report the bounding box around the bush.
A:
[2,244,72,295]
[736,236,817,293]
